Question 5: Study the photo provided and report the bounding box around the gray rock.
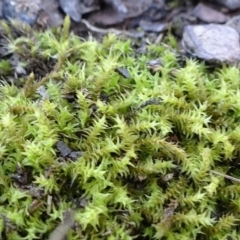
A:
[182,24,240,64]
[226,15,240,34]
[59,0,81,22]
[104,0,128,13]
[192,3,228,23]
[139,20,168,33]
[41,0,64,27]
[172,12,197,37]
[216,0,240,10]
[2,0,42,25]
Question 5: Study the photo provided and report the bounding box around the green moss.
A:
[0,17,240,239]
[0,60,12,76]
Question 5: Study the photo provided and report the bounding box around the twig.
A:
[135,98,162,111]
[80,19,144,38]
[155,33,163,44]
[48,209,75,240]
[210,170,240,183]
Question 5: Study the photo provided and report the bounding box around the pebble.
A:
[226,15,240,34]
[139,20,168,33]
[192,3,228,23]
[104,0,128,13]
[215,0,240,10]
[58,0,81,22]
[171,12,197,37]
[182,24,240,64]
[2,0,42,25]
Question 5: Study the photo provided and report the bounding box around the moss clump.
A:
[1,17,240,239]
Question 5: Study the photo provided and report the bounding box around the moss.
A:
[0,17,240,239]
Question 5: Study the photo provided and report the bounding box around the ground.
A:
[1,1,240,240]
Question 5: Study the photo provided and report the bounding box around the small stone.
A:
[59,0,81,22]
[226,15,240,34]
[69,151,83,161]
[56,141,83,161]
[114,67,131,79]
[139,20,167,33]
[56,141,71,157]
[192,3,228,23]
[172,12,197,37]
[182,24,240,64]
[41,0,64,27]
[2,0,42,25]
[215,0,240,10]
[104,0,128,13]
